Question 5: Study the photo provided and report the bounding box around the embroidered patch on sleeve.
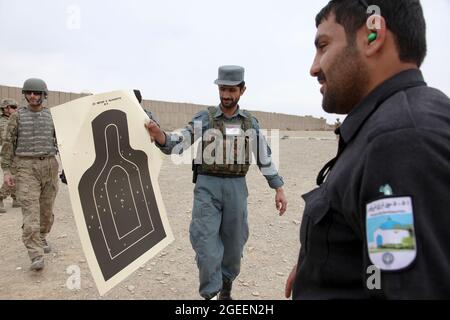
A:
[366,196,417,271]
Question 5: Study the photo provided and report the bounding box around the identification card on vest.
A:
[225,125,242,136]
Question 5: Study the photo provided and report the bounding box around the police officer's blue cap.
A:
[214,65,245,86]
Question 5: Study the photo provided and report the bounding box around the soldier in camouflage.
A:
[146,66,288,300]
[0,99,20,213]
[1,78,59,271]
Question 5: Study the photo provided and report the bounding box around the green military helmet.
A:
[22,78,49,96]
[1,98,19,109]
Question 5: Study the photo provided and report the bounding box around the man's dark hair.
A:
[238,81,246,90]
[315,0,427,67]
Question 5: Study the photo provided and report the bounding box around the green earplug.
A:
[368,32,377,43]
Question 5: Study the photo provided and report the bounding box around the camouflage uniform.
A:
[0,114,17,203]
[1,106,59,261]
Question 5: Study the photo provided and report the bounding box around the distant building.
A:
[372,218,412,249]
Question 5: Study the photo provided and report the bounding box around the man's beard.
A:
[321,45,370,114]
[221,97,239,109]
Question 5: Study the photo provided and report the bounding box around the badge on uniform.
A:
[366,196,417,271]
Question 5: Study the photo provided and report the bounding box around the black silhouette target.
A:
[79,109,166,281]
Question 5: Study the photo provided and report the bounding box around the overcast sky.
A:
[1,0,449,123]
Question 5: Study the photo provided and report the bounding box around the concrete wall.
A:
[1,85,328,131]
[0,85,90,109]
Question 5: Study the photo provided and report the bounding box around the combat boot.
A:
[30,256,45,271]
[42,238,52,254]
[219,278,233,300]
[204,291,220,300]
[0,200,6,213]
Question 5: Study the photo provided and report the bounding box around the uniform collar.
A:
[215,105,248,119]
[339,69,426,144]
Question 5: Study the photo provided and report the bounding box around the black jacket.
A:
[293,69,450,299]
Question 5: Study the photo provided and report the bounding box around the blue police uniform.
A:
[157,105,283,298]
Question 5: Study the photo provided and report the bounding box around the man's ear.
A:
[364,15,387,57]
[240,86,247,96]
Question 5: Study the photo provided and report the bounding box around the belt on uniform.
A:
[198,173,246,179]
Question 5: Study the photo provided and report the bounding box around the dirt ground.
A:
[0,130,336,300]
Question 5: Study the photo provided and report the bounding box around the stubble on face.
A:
[221,96,240,109]
[322,44,370,114]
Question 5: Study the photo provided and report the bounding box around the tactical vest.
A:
[198,106,253,177]
[15,107,57,157]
